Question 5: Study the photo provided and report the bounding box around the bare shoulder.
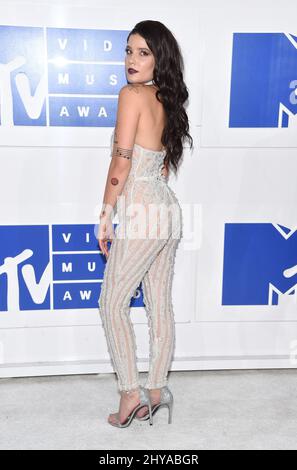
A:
[118,84,152,114]
[119,83,145,96]
[118,84,143,108]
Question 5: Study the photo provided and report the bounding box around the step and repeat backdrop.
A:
[0,0,296,377]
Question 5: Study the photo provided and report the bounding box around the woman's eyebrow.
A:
[126,46,150,51]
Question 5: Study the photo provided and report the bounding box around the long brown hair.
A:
[127,20,193,174]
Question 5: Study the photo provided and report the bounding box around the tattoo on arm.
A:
[114,147,133,159]
[99,203,107,219]
[110,177,119,185]
[99,202,114,219]
[111,126,133,159]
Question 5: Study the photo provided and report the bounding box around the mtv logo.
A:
[0,224,144,312]
[0,25,128,128]
[229,33,297,128]
[0,25,46,127]
[222,223,297,305]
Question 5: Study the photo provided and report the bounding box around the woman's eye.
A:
[125,49,148,56]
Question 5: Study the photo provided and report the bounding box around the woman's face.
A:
[125,33,155,84]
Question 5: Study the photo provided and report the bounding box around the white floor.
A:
[0,369,296,450]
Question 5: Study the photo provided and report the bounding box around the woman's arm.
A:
[99,84,141,220]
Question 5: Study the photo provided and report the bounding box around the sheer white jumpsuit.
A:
[98,129,183,393]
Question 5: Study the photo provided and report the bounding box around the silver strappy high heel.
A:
[136,386,174,424]
[108,385,153,428]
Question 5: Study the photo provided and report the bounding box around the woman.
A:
[97,20,193,428]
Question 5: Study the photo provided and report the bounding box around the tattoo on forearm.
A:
[99,202,114,220]
[99,203,106,219]
[111,177,119,185]
[99,203,107,219]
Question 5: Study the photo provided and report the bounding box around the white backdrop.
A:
[0,0,296,378]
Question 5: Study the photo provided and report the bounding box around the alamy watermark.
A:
[93,194,202,251]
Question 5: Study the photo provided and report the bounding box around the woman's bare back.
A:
[133,84,166,152]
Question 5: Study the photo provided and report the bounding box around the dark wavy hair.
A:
[127,20,193,175]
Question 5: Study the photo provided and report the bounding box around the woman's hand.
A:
[98,216,115,258]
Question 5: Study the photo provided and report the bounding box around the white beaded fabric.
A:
[98,129,183,393]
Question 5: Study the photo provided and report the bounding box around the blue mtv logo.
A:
[0,25,128,127]
[229,33,297,127]
[0,224,144,311]
[222,223,297,305]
